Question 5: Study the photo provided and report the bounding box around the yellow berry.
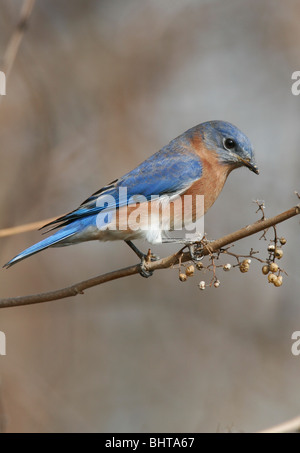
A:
[275,248,283,259]
[198,281,206,290]
[274,275,283,287]
[179,273,187,282]
[262,265,269,275]
[268,273,277,283]
[240,262,250,273]
[269,262,278,273]
[280,237,287,245]
[223,263,231,271]
[185,265,195,277]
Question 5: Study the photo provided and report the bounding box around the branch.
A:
[0,216,58,238]
[259,415,300,433]
[0,204,299,309]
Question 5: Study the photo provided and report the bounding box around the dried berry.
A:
[275,249,283,259]
[214,280,220,288]
[274,276,283,287]
[262,265,269,275]
[179,273,187,282]
[185,265,195,277]
[196,262,204,270]
[268,273,277,283]
[279,237,287,245]
[198,281,206,290]
[240,261,250,273]
[268,244,275,252]
[269,262,278,273]
[223,263,231,271]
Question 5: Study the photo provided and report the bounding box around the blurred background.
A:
[0,0,299,433]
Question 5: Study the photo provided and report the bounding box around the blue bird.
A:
[4,121,258,276]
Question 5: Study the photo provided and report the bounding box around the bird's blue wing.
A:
[43,143,202,231]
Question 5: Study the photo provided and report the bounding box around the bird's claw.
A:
[188,243,204,261]
[139,257,154,278]
[187,238,215,261]
[138,250,159,278]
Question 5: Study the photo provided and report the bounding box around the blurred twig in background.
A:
[2,0,35,80]
[0,216,58,237]
[259,415,300,433]
[0,204,299,309]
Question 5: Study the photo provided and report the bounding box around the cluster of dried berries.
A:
[178,264,195,282]
[177,235,287,290]
[177,200,288,290]
[261,237,286,287]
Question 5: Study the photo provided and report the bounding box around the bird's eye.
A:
[223,138,236,150]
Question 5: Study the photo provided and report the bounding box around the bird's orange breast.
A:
[182,138,233,218]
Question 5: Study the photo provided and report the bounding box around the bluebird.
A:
[4,121,259,276]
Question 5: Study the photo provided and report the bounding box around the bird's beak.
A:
[238,156,259,175]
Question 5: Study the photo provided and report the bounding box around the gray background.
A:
[0,0,299,432]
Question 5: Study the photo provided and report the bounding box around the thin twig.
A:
[0,204,299,309]
[0,217,58,238]
[259,415,300,433]
[2,0,36,79]
[0,0,35,108]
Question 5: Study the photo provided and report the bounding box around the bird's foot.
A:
[125,241,159,278]
[187,238,215,261]
[187,243,204,261]
[161,237,205,261]
[139,249,159,278]
[139,256,153,278]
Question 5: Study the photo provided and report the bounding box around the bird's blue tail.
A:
[3,224,78,268]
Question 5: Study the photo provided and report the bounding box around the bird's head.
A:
[199,120,259,175]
